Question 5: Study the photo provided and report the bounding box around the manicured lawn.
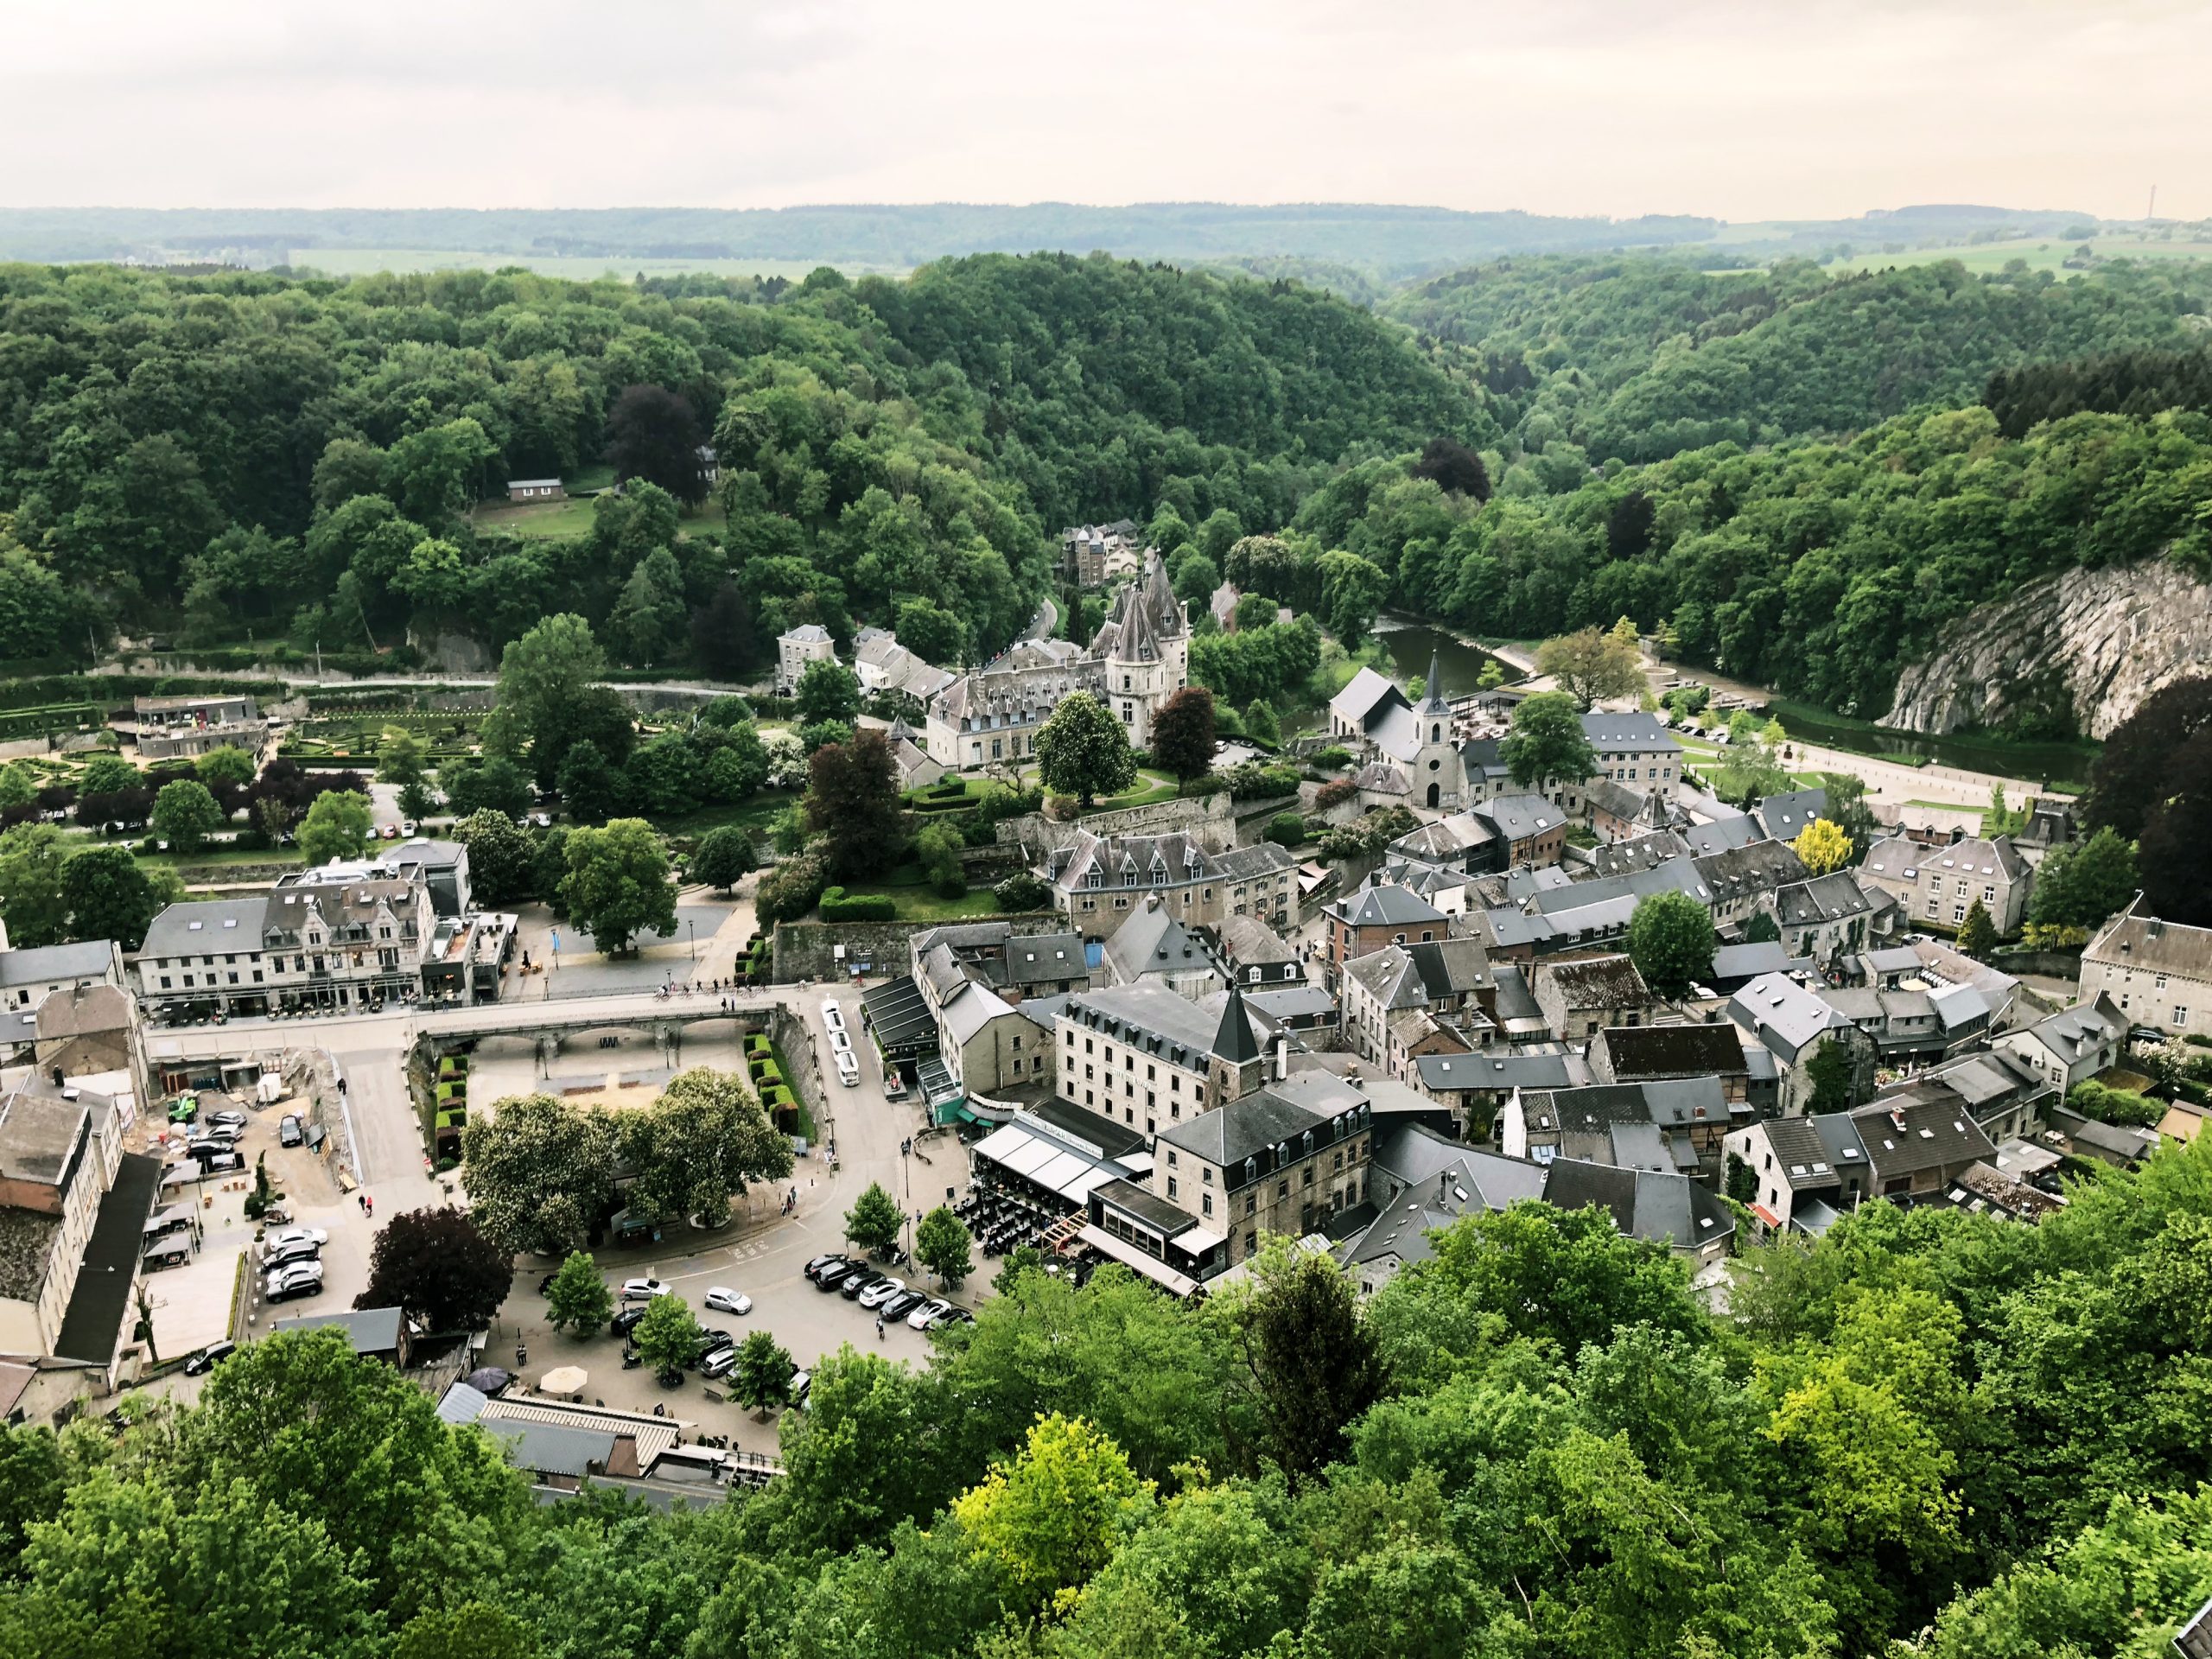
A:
[834,870,1004,923]
[1081,769,1179,813]
[650,790,800,838]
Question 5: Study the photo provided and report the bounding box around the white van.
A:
[834,1049,861,1089]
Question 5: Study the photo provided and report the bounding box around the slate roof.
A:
[1678,813,1764,855]
[1544,1159,1733,1250]
[1754,788,1829,842]
[0,940,118,989]
[1415,1049,1591,1094]
[1332,885,1447,929]
[52,1153,161,1364]
[2085,898,2212,980]
[1329,668,1408,732]
[1477,793,1562,842]
[1104,898,1213,983]
[270,1306,406,1355]
[1065,983,1236,1065]
[1157,1087,1333,1167]
[138,896,271,960]
[2019,995,2126,1062]
[1774,872,1873,925]
[1728,972,1852,1059]
[1537,954,1649,1009]
[1214,914,1299,969]
[1580,711,1681,754]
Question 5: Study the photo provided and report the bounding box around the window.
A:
[1201,1193,1213,1217]
[1953,903,1966,924]
[1201,1166,1212,1185]
[1982,887,1995,906]
[1166,1177,1178,1198]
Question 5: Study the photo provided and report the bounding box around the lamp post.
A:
[687,918,696,963]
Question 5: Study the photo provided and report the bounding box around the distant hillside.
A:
[0,203,1720,278]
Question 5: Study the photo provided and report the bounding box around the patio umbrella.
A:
[463,1367,512,1396]
[537,1365,588,1400]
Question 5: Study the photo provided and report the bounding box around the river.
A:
[1766,707,2099,791]
[1279,615,1522,734]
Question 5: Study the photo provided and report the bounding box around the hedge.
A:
[818,886,897,922]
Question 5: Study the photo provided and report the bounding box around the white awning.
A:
[1058,1166,1116,1204]
[1176,1226,1225,1252]
[1000,1137,1061,1178]
[1029,1150,1091,1194]
[970,1124,1032,1163]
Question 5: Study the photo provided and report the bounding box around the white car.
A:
[702,1287,752,1315]
[907,1297,950,1330]
[619,1277,672,1302]
[264,1225,329,1250]
[857,1276,906,1310]
[820,999,847,1035]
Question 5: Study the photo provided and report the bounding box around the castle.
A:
[924,549,1192,769]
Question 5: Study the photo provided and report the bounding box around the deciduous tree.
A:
[616,1067,792,1227]
[631,1292,704,1376]
[795,657,861,725]
[459,1093,616,1257]
[692,826,756,893]
[1149,686,1217,781]
[196,745,257,789]
[1036,691,1138,805]
[1537,625,1645,709]
[60,846,174,950]
[556,818,677,955]
[1956,897,1999,957]
[915,1205,974,1290]
[951,1414,1154,1605]
[452,809,535,906]
[804,729,905,881]
[2028,825,2139,931]
[543,1249,614,1337]
[1791,817,1853,876]
[844,1181,903,1255]
[442,755,533,822]
[733,1330,794,1418]
[605,384,709,505]
[149,778,224,853]
[1499,690,1596,789]
[1216,1241,1384,1485]
[298,789,374,864]
[356,1207,512,1332]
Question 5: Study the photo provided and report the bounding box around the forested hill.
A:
[0,255,1483,669]
[1390,255,2212,466]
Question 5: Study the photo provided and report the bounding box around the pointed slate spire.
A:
[1212,980,1262,1065]
[1420,650,1450,713]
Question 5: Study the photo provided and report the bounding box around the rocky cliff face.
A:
[1884,561,2212,739]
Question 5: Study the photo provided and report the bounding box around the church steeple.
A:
[1211,980,1262,1065]
[1419,650,1449,714]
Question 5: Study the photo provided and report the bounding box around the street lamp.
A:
[687,918,696,963]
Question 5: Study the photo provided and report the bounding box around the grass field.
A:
[1828,238,2212,277]
[283,249,907,283]
[468,493,725,541]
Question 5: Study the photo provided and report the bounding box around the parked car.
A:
[620,1277,671,1302]
[264,1262,324,1302]
[207,1109,248,1134]
[182,1340,237,1376]
[610,1306,650,1338]
[690,1328,734,1365]
[184,1137,235,1160]
[880,1289,925,1321]
[703,1287,752,1315]
[932,1306,975,1328]
[857,1276,906,1310]
[264,1225,327,1250]
[907,1297,950,1330]
[820,999,847,1035]
[278,1114,305,1147]
[699,1345,739,1380]
[839,1268,885,1300]
[198,1150,245,1175]
[812,1260,860,1291]
[803,1253,849,1281]
[262,1237,321,1270]
[787,1368,810,1408]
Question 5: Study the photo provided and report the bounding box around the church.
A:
[924,549,1192,769]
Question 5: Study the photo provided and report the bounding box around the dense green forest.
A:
[1261,401,2212,720]
[1390,256,2212,467]
[6,1140,2211,1659]
[0,255,1478,671]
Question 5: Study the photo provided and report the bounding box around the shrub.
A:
[754,852,829,925]
[1309,746,1353,772]
[1265,811,1306,848]
[1045,795,1080,823]
[1224,762,1300,800]
[1314,779,1357,810]
[995,871,1052,912]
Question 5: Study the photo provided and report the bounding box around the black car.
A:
[182,1340,237,1376]
[278,1114,306,1147]
[804,1253,849,1282]
[812,1260,860,1291]
[880,1289,926,1321]
[537,1271,559,1296]
[610,1305,649,1338]
[690,1328,734,1365]
[840,1268,885,1301]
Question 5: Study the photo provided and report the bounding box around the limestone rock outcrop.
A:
[1883,561,2212,740]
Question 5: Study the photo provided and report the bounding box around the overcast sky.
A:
[7,0,2206,222]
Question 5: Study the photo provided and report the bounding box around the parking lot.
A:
[132,1081,380,1369]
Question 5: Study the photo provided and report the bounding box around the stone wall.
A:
[1885,561,2212,740]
